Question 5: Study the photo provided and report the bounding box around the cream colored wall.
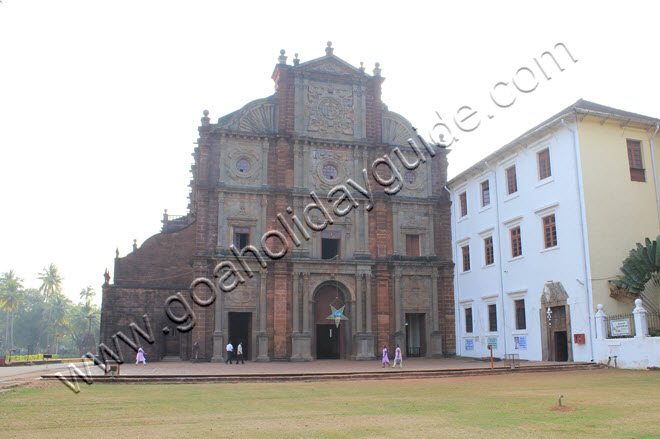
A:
[578,117,660,314]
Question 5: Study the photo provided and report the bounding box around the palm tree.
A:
[0,270,25,352]
[37,264,63,352]
[79,286,95,307]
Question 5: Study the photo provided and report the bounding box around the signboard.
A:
[487,337,498,349]
[514,335,527,350]
[610,318,632,336]
[465,338,474,351]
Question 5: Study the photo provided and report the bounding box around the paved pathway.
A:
[1,357,583,388]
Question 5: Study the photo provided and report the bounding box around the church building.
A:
[100,42,455,362]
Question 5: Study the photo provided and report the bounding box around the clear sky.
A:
[1,0,658,304]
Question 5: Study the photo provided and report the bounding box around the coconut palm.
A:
[0,270,25,352]
[79,286,95,307]
[37,263,63,352]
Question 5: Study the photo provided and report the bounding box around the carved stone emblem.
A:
[306,84,355,138]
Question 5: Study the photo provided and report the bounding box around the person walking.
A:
[381,344,389,368]
[136,347,146,365]
[225,341,233,364]
[392,344,403,368]
[236,342,245,365]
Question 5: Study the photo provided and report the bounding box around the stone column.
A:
[428,205,436,257]
[355,272,376,360]
[594,304,608,339]
[256,270,269,361]
[356,273,363,333]
[365,273,372,333]
[392,203,400,255]
[216,192,225,250]
[633,299,648,338]
[292,272,312,361]
[302,273,310,333]
[430,271,443,357]
[292,272,300,333]
[211,281,225,362]
[394,271,405,350]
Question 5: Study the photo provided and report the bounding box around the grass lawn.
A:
[0,369,658,438]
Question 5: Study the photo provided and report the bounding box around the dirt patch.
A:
[549,405,576,412]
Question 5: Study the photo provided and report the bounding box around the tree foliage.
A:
[612,236,660,294]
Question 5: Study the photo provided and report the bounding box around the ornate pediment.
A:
[541,282,568,306]
[295,55,367,77]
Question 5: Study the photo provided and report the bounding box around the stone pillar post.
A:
[365,273,372,333]
[216,192,225,250]
[302,273,310,333]
[392,204,400,255]
[355,272,375,360]
[356,273,363,333]
[292,272,300,333]
[394,271,405,350]
[594,304,608,339]
[292,272,312,361]
[256,270,269,361]
[211,282,225,362]
[633,299,648,338]
[430,271,443,357]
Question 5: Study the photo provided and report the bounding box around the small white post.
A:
[633,299,648,338]
[595,304,608,339]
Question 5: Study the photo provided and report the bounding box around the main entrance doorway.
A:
[405,313,426,357]
[228,312,251,360]
[549,306,568,362]
[313,282,349,359]
[316,324,340,359]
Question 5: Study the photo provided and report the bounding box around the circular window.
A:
[404,172,416,185]
[322,164,338,180]
[236,159,251,173]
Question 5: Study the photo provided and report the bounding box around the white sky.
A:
[1,0,659,304]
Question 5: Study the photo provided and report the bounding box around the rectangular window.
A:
[481,180,490,207]
[484,236,494,266]
[465,308,473,333]
[542,214,557,248]
[627,139,645,182]
[321,231,341,259]
[538,148,551,180]
[511,226,522,257]
[459,192,467,217]
[461,245,470,272]
[406,234,420,257]
[515,299,526,330]
[506,165,518,195]
[233,227,250,249]
[488,304,497,332]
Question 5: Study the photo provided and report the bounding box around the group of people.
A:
[381,344,403,368]
[225,341,245,364]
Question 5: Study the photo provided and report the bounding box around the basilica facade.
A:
[100,43,455,362]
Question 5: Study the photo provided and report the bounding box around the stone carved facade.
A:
[100,43,454,362]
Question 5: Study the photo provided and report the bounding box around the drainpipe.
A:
[561,118,595,362]
[649,124,660,228]
[484,161,507,356]
[444,184,461,356]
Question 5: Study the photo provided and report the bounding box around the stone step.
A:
[41,362,602,384]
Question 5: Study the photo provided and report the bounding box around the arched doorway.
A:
[313,281,351,359]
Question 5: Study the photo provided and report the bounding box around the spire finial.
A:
[201,109,210,126]
[325,41,334,56]
[278,49,287,64]
[359,61,365,73]
[373,62,381,77]
[293,53,300,66]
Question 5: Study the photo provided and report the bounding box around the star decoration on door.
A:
[326,305,348,328]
